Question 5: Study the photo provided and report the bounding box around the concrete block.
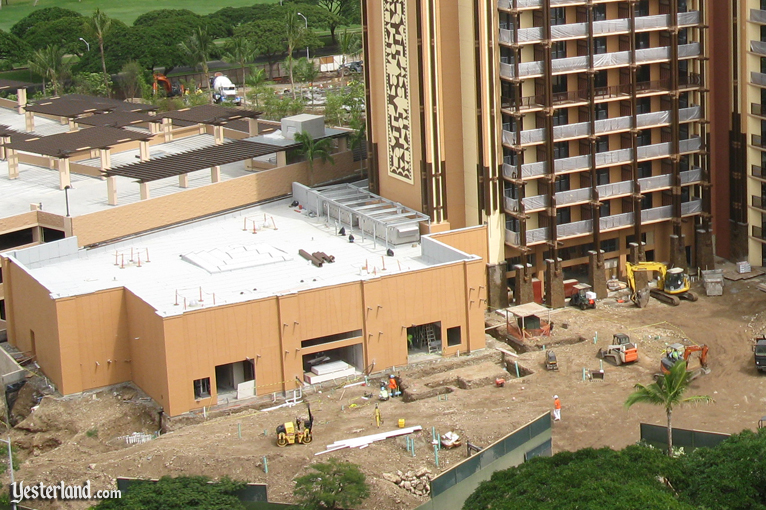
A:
[487,262,508,310]
[513,264,534,305]
[281,114,326,140]
[669,234,687,270]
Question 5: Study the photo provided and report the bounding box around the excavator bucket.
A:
[632,288,651,308]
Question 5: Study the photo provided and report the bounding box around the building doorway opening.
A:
[302,344,364,384]
[407,322,442,358]
[214,360,255,404]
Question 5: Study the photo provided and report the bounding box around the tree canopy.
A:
[294,459,369,510]
[0,30,31,65]
[92,476,246,510]
[10,7,82,40]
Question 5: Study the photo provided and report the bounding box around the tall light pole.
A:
[78,37,90,52]
[297,12,309,60]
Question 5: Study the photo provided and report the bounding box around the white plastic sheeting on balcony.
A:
[751,9,766,23]
[505,229,520,245]
[679,136,702,152]
[751,41,766,56]
[499,29,514,44]
[678,43,701,58]
[500,62,514,79]
[597,180,634,198]
[678,11,701,26]
[553,122,589,139]
[504,195,519,211]
[679,106,702,122]
[753,72,766,87]
[592,51,631,69]
[555,187,592,206]
[680,167,702,184]
[596,148,633,167]
[641,205,673,222]
[498,0,511,9]
[520,161,547,178]
[503,128,545,146]
[600,212,635,230]
[593,18,630,35]
[523,194,549,210]
[595,115,632,133]
[681,199,703,215]
[557,219,593,238]
[526,227,551,244]
[638,174,672,192]
[557,154,592,172]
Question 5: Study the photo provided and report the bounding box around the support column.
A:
[628,242,646,264]
[31,226,42,243]
[695,228,714,271]
[214,125,224,145]
[211,166,221,183]
[99,149,111,180]
[487,262,509,310]
[24,111,34,132]
[277,151,287,167]
[513,264,534,305]
[337,136,348,152]
[107,176,118,205]
[139,182,150,200]
[0,136,9,160]
[179,174,189,188]
[7,149,19,179]
[544,258,564,309]
[248,118,258,137]
[162,118,173,142]
[139,141,150,162]
[149,122,160,135]
[588,250,608,299]
[57,157,70,190]
[67,118,76,131]
[17,88,27,115]
[669,234,687,270]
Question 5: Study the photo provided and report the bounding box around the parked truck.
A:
[211,74,242,105]
[754,336,766,372]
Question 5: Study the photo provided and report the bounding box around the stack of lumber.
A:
[316,426,422,455]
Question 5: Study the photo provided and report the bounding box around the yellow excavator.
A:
[625,262,698,307]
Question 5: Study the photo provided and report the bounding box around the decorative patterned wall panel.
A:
[383,0,414,183]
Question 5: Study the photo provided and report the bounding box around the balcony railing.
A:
[504,195,519,211]
[505,44,701,79]
[641,205,673,222]
[526,227,551,244]
[752,40,766,56]
[680,167,703,184]
[753,225,765,240]
[524,194,549,210]
[681,199,702,216]
[499,28,514,44]
[753,134,764,147]
[752,196,766,210]
[600,212,635,230]
[596,147,633,167]
[555,187,592,206]
[752,103,766,117]
[638,173,672,192]
[753,165,765,179]
[751,9,766,24]
[557,219,593,238]
[751,71,766,87]
[505,228,520,245]
[597,180,634,198]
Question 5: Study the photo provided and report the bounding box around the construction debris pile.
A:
[382,467,434,497]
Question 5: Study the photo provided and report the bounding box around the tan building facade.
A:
[363,0,715,305]
[2,200,487,416]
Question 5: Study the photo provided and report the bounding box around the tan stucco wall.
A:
[126,289,170,411]
[71,152,356,247]
[430,226,489,264]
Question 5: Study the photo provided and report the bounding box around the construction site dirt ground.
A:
[4,260,766,510]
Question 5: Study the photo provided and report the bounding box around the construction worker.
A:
[553,395,562,421]
[379,384,389,401]
[388,375,400,397]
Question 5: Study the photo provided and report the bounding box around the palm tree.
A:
[179,26,214,103]
[338,30,361,87]
[294,131,334,186]
[223,35,256,106]
[28,45,71,96]
[348,116,366,177]
[294,58,318,108]
[245,67,268,109]
[285,8,306,100]
[84,8,113,96]
[625,360,712,456]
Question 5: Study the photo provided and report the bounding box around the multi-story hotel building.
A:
[363,0,715,306]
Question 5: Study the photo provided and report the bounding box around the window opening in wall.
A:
[601,199,611,217]
[407,322,442,357]
[641,194,653,209]
[302,344,364,383]
[29,330,36,355]
[594,70,607,89]
[555,174,570,193]
[552,75,567,94]
[595,103,608,120]
[597,168,610,185]
[301,330,363,349]
[0,299,5,321]
[551,41,567,59]
[594,4,607,21]
[41,228,65,243]
[447,327,462,347]
[194,377,211,400]
[601,238,618,253]
[596,136,609,152]
[551,7,566,25]
[553,141,569,159]
[635,0,649,17]
[552,108,569,126]
[0,228,34,251]
[638,161,652,178]
[556,207,571,224]
[635,33,650,49]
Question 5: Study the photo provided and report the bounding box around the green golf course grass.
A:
[0,0,280,32]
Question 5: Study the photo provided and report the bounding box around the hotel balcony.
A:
[502,137,703,180]
[502,106,701,147]
[499,11,700,46]
[499,43,701,80]
[753,225,766,242]
[752,195,766,213]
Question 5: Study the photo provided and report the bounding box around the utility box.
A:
[701,269,723,296]
[281,114,326,140]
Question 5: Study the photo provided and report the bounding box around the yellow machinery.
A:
[625,262,698,307]
[276,404,313,447]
